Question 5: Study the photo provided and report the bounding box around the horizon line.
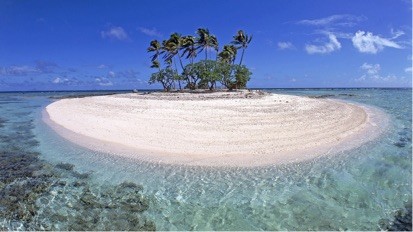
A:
[0,87,412,93]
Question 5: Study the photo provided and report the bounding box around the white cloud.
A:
[138,27,162,37]
[117,69,140,79]
[52,77,82,85]
[97,64,107,69]
[35,60,58,73]
[266,39,274,46]
[36,18,46,23]
[405,67,412,73]
[52,77,62,84]
[390,28,405,39]
[356,74,400,82]
[277,41,294,50]
[95,77,113,86]
[355,63,409,84]
[290,78,297,82]
[1,66,38,76]
[108,71,116,78]
[314,30,354,39]
[101,27,129,41]
[361,63,381,75]
[351,31,402,54]
[265,74,275,80]
[297,14,365,27]
[52,77,71,84]
[305,34,341,54]
[0,62,61,76]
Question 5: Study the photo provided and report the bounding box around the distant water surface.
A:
[0,89,411,230]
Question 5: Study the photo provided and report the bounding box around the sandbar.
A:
[44,91,387,167]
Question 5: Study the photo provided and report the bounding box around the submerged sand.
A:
[45,91,387,167]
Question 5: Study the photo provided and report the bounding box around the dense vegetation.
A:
[147,28,252,91]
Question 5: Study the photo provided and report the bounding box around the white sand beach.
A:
[45,91,386,167]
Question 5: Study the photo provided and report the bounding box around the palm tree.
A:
[195,28,219,61]
[231,30,252,65]
[218,45,238,64]
[147,40,163,72]
[147,28,252,91]
[162,33,185,69]
[181,36,197,65]
[181,36,198,89]
[150,60,160,69]
[147,40,162,64]
[162,33,186,90]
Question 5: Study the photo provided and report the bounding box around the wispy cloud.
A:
[361,63,380,75]
[390,28,405,39]
[52,77,69,84]
[0,60,59,77]
[355,63,409,84]
[35,60,58,73]
[108,71,116,78]
[297,14,365,27]
[95,77,113,86]
[67,67,77,72]
[101,26,129,41]
[314,29,353,39]
[352,31,403,54]
[277,41,295,50]
[355,74,402,83]
[52,76,81,85]
[265,39,274,46]
[36,18,46,23]
[117,69,140,79]
[305,34,341,54]
[138,27,162,37]
[0,79,7,86]
[405,67,412,73]
[0,65,38,76]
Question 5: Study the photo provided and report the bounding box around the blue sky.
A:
[0,0,411,91]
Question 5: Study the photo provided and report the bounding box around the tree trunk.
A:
[178,53,187,90]
[188,55,194,89]
[239,48,245,66]
[178,54,185,70]
[173,57,181,90]
[161,81,167,91]
[205,47,208,61]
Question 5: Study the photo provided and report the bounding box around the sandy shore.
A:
[45,91,387,167]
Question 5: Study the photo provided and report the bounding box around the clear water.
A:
[0,89,411,230]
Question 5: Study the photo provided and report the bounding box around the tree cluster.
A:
[147,28,252,91]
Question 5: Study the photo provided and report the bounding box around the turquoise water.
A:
[0,89,411,230]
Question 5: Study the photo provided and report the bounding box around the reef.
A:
[0,96,155,231]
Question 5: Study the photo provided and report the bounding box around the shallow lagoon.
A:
[0,89,411,230]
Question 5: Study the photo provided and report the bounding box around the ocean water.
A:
[0,89,411,230]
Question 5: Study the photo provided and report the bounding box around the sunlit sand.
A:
[45,91,386,167]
